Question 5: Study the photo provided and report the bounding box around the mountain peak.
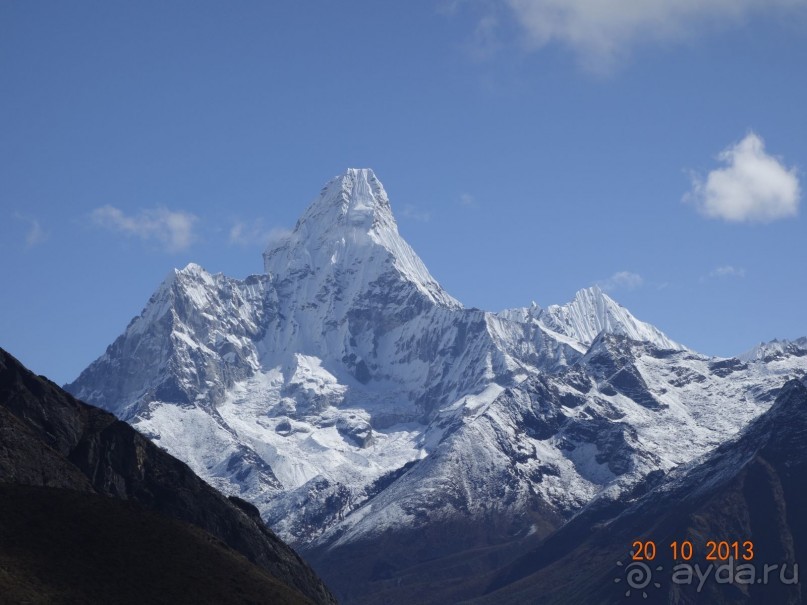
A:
[297,167,395,236]
[262,168,396,275]
[570,284,608,309]
[263,168,459,310]
[738,336,807,362]
[542,286,685,351]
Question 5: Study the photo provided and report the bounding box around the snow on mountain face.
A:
[68,168,526,515]
[738,336,807,362]
[69,264,271,420]
[501,286,685,351]
[255,168,481,407]
[66,168,807,560]
[264,168,458,311]
[305,333,806,548]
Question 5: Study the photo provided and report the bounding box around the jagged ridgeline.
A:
[65,169,807,604]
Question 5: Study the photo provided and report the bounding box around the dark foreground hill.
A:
[0,484,311,604]
[0,347,336,605]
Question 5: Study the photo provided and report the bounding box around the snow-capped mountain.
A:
[739,336,807,362]
[500,285,685,351]
[66,168,807,603]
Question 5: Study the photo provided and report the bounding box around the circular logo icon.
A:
[615,560,663,598]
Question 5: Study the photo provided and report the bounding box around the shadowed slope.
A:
[0,347,336,605]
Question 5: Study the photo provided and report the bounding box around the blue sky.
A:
[2,1,806,385]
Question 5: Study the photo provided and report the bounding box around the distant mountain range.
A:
[64,168,807,603]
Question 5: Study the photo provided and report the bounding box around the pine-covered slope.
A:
[65,168,807,603]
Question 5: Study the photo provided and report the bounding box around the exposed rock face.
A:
[0,347,337,605]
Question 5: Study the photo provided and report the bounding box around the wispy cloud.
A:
[701,265,747,282]
[459,193,477,207]
[437,0,465,16]
[469,13,503,59]
[13,213,48,248]
[712,265,746,278]
[229,220,288,248]
[265,227,294,249]
[456,0,807,73]
[90,205,198,252]
[685,132,801,223]
[400,204,431,222]
[598,270,643,292]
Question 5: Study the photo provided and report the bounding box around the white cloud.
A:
[265,227,294,249]
[13,213,48,248]
[229,220,287,248]
[400,204,431,222]
[685,132,801,223]
[91,205,198,252]
[598,270,643,292]
[466,0,806,72]
[470,13,503,59]
[712,265,746,278]
[437,0,466,16]
[701,265,746,282]
[459,193,477,207]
